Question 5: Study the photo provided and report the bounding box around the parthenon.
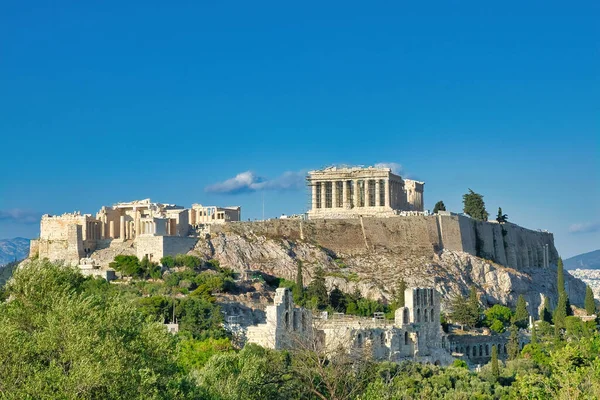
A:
[306,166,424,218]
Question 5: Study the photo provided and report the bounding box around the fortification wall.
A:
[213,215,556,271]
[136,236,198,263]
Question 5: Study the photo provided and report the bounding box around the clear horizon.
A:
[0,1,598,258]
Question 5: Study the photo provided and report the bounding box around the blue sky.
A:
[0,1,598,258]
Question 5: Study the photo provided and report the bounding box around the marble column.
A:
[365,179,371,207]
[375,180,381,208]
[321,181,327,209]
[109,221,115,238]
[384,179,390,208]
[354,179,360,207]
[332,181,338,208]
[119,216,125,239]
[312,182,318,210]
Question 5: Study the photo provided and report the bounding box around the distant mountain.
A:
[0,237,30,266]
[564,249,600,270]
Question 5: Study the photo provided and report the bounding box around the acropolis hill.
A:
[27,166,587,317]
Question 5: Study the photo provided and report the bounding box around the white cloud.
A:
[0,209,41,224]
[568,222,600,234]
[374,162,403,175]
[205,170,306,194]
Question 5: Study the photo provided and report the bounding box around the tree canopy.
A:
[432,200,446,214]
[462,189,489,221]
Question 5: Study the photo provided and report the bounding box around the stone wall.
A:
[212,215,556,271]
[136,236,198,262]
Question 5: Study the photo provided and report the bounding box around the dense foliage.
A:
[3,258,600,399]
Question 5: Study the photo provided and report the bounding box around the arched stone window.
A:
[404,331,409,345]
[485,344,489,356]
[356,333,363,348]
[424,309,428,322]
[403,308,409,324]
[466,346,470,357]
[284,311,289,329]
[431,308,434,323]
[380,332,385,346]
[416,309,421,322]
[479,345,483,357]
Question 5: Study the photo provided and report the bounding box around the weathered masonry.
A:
[246,287,454,366]
[306,166,424,219]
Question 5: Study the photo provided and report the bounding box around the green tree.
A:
[557,257,565,296]
[449,287,480,329]
[585,285,596,315]
[507,324,520,360]
[329,286,346,312]
[432,201,446,214]
[496,207,508,223]
[392,278,407,309]
[0,259,195,399]
[160,255,175,268]
[109,254,142,277]
[293,261,305,305]
[513,295,529,329]
[484,304,514,332]
[553,291,568,332]
[306,266,328,309]
[462,189,489,221]
[468,286,481,326]
[541,296,552,323]
[530,324,537,344]
[491,344,500,380]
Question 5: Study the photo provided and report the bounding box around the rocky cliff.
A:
[190,216,584,317]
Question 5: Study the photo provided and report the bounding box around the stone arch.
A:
[424,309,428,322]
[284,311,289,329]
[404,331,409,345]
[485,344,489,356]
[479,345,483,357]
[416,309,421,322]
[380,332,385,346]
[466,346,470,357]
[434,360,441,366]
[403,308,409,324]
[431,308,434,323]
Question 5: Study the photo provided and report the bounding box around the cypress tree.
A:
[557,257,565,296]
[513,295,529,329]
[306,266,328,309]
[491,344,500,380]
[530,324,537,345]
[585,286,596,315]
[293,261,305,305]
[507,324,520,360]
[553,291,568,332]
[468,286,481,327]
[541,296,552,323]
[396,279,407,308]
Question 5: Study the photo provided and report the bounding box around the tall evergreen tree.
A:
[513,295,529,329]
[553,291,568,333]
[293,261,305,305]
[491,344,500,380]
[306,266,328,309]
[541,296,552,323]
[496,207,508,223]
[395,279,407,308]
[433,201,446,214]
[530,324,537,345]
[468,286,481,327]
[585,286,596,315]
[557,257,565,296]
[507,324,520,360]
[462,189,489,221]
